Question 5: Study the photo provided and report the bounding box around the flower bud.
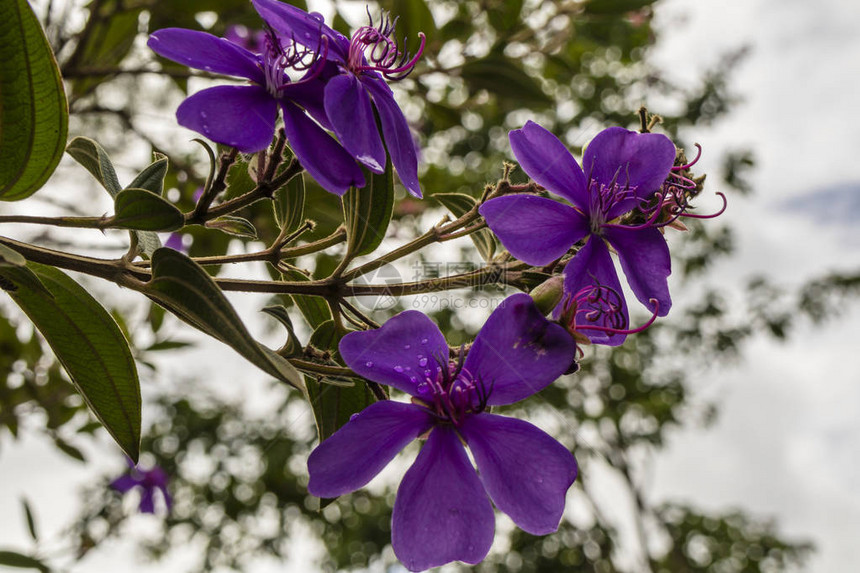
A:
[529,275,564,316]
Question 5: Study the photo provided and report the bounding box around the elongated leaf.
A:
[461,53,551,106]
[112,188,184,231]
[65,137,122,196]
[273,172,306,234]
[127,153,169,195]
[207,215,257,238]
[305,321,376,443]
[66,137,162,257]
[0,550,49,572]
[0,263,141,461]
[0,0,68,201]
[0,244,27,267]
[344,162,394,258]
[434,192,496,261]
[142,248,304,390]
[20,498,38,541]
[282,269,331,329]
[261,305,302,357]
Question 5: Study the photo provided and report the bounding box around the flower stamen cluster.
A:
[411,349,492,425]
[347,10,425,80]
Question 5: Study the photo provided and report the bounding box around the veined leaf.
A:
[0,263,141,461]
[142,248,305,391]
[0,550,49,572]
[112,188,184,231]
[434,192,496,261]
[127,153,169,195]
[206,215,258,239]
[344,161,394,258]
[0,0,69,201]
[0,244,27,267]
[273,172,306,235]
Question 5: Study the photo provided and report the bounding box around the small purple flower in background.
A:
[110,460,171,514]
[147,7,365,195]
[163,232,186,252]
[253,0,425,197]
[307,294,577,571]
[480,121,678,346]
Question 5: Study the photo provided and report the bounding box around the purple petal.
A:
[139,488,155,514]
[392,427,495,571]
[281,101,365,195]
[603,226,671,316]
[582,127,676,210]
[464,293,576,406]
[363,77,421,197]
[559,236,628,346]
[324,74,387,173]
[252,0,349,62]
[509,121,589,210]
[110,474,140,493]
[307,401,434,498]
[147,29,264,83]
[339,311,449,396]
[479,195,589,266]
[163,233,185,252]
[282,61,341,130]
[461,413,577,535]
[176,85,277,152]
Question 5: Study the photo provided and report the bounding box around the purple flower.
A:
[480,121,677,345]
[252,0,424,197]
[307,294,577,571]
[110,461,171,514]
[147,11,366,195]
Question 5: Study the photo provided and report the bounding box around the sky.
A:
[2,0,860,571]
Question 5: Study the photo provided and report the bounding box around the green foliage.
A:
[0,0,68,202]
[343,162,395,258]
[433,192,496,261]
[0,263,141,461]
[112,188,184,231]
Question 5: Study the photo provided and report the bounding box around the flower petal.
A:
[109,474,140,493]
[582,127,676,213]
[307,401,434,498]
[465,293,576,406]
[176,85,277,153]
[339,311,449,396]
[392,426,495,571]
[509,121,589,210]
[363,77,421,197]
[281,101,365,195]
[324,74,387,173]
[559,236,629,346]
[461,413,577,535]
[139,488,155,514]
[603,226,671,316]
[252,0,349,62]
[147,28,264,83]
[479,195,589,266]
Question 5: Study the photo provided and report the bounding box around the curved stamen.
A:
[576,298,659,335]
[678,191,728,219]
[672,143,702,172]
[347,10,425,80]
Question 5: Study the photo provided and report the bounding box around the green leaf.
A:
[142,248,305,390]
[261,305,303,357]
[0,263,141,461]
[344,162,395,258]
[112,188,184,231]
[486,0,524,33]
[434,193,496,261]
[65,137,122,196]
[206,215,258,239]
[0,0,69,202]
[460,53,551,106]
[0,550,50,572]
[65,137,163,257]
[281,269,331,329]
[127,153,169,195]
[223,155,258,201]
[20,498,38,541]
[273,172,306,234]
[305,321,376,443]
[0,244,27,267]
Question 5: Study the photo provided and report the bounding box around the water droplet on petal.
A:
[424,369,431,376]
[350,413,360,421]
[418,357,428,367]
[394,366,404,373]
[200,111,208,119]
[417,382,429,394]
[404,344,411,349]
[365,361,373,367]
[421,338,428,344]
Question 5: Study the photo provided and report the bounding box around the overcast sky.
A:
[2,0,859,571]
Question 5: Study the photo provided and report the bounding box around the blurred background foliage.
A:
[5,0,860,570]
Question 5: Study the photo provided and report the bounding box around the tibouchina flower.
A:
[147,10,365,195]
[480,121,677,345]
[307,294,577,571]
[253,0,424,197]
[110,461,171,514]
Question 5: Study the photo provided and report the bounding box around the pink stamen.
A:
[576,299,660,335]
